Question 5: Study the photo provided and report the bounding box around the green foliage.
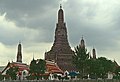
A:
[6,66,18,80]
[73,45,89,77]
[29,59,46,80]
[98,57,115,73]
[87,57,115,79]
[30,59,37,74]
[37,59,46,74]
[73,44,116,79]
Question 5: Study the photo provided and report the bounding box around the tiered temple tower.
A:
[45,5,76,71]
[16,42,22,63]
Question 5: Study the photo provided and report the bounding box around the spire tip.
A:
[60,4,62,9]
[82,35,84,39]
[19,40,21,44]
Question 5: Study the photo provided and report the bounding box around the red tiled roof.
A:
[2,62,29,73]
[46,60,63,74]
[11,62,29,71]
[2,60,63,75]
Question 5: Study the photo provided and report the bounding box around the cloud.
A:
[0,12,53,65]
[0,41,52,66]
[63,0,120,64]
[64,0,120,46]
[0,0,120,65]
[0,13,48,45]
[0,12,53,66]
[0,42,15,65]
[0,0,59,29]
[22,42,52,65]
[0,0,62,44]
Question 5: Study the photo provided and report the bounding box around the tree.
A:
[86,59,98,78]
[37,59,46,74]
[30,59,37,75]
[73,44,116,79]
[73,45,89,77]
[98,57,115,74]
[29,59,46,80]
[6,66,18,80]
[87,57,115,79]
[36,59,46,80]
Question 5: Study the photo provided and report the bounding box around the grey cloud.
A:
[0,0,61,45]
[63,0,120,55]
[0,0,59,29]
[0,0,120,63]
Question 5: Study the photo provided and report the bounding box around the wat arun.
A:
[45,5,76,71]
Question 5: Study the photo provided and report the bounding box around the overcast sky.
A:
[0,0,120,66]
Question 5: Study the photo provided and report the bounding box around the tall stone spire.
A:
[45,5,76,71]
[80,36,85,49]
[92,47,96,59]
[58,4,64,23]
[16,42,22,63]
[49,5,72,54]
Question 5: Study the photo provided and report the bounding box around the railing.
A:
[0,79,120,82]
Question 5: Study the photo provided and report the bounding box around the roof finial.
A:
[33,53,35,60]
[19,40,21,44]
[60,4,62,9]
[82,35,83,39]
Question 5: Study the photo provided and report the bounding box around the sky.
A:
[0,0,120,66]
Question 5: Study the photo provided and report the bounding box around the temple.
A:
[45,5,76,71]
